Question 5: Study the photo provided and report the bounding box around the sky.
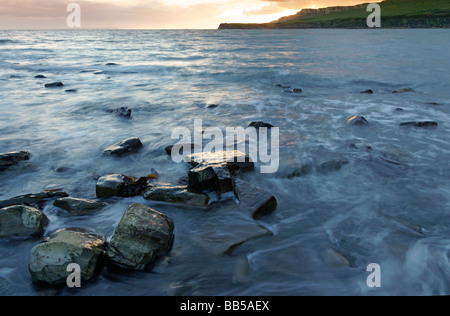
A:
[0,0,378,29]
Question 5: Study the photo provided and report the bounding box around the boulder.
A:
[103,137,143,156]
[96,174,149,198]
[347,115,369,126]
[399,121,438,128]
[53,197,107,215]
[233,179,277,219]
[248,121,274,129]
[44,82,64,88]
[106,203,174,270]
[142,184,210,207]
[0,151,30,171]
[110,107,132,117]
[0,190,69,209]
[186,151,254,194]
[0,205,49,238]
[29,228,107,285]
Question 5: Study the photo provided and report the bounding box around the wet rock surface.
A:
[106,203,174,270]
[233,179,277,219]
[0,190,69,209]
[143,184,210,207]
[0,151,30,171]
[0,205,49,238]
[96,174,150,198]
[29,228,107,285]
[399,121,438,128]
[53,197,107,215]
[103,137,143,156]
[347,115,369,126]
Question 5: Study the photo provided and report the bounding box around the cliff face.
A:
[276,4,369,23]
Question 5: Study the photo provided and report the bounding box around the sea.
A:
[0,29,449,296]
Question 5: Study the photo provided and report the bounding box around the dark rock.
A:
[233,179,277,219]
[0,205,49,238]
[292,88,303,93]
[206,104,219,109]
[44,82,64,88]
[0,190,69,209]
[103,137,143,156]
[392,88,414,94]
[360,89,374,94]
[93,71,103,75]
[425,102,441,106]
[65,89,77,93]
[34,75,47,79]
[186,151,254,194]
[274,84,291,89]
[106,63,118,66]
[347,115,369,126]
[110,107,132,117]
[248,121,274,129]
[142,184,210,207]
[106,203,174,270]
[399,121,438,128]
[287,164,313,179]
[317,160,349,173]
[395,108,404,111]
[54,166,74,173]
[29,228,107,285]
[53,197,107,215]
[0,151,30,171]
[96,174,150,198]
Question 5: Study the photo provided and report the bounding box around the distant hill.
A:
[218,0,450,29]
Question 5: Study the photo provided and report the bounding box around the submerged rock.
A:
[322,248,351,268]
[143,184,210,207]
[53,197,107,215]
[0,151,30,171]
[360,89,373,94]
[65,89,77,93]
[292,88,303,93]
[233,179,277,219]
[287,164,313,179]
[186,151,254,194]
[248,121,274,129]
[165,143,200,156]
[44,81,64,88]
[29,228,107,285]
[110,107,132,117]
[347,115,369,126]
[206,104,219,109]
[317,160,349,173]
[106,63,119,66]
[34,75,47,79]
[0,205,49,238]
[392,88,414,94]
[0,190,69,209]
[103,137,143,156]
[96,174,149,198]
[274,84,290,89]
[399,121,438,128]
[106,203,174,270]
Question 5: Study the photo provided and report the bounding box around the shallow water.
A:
[0,29,449,296]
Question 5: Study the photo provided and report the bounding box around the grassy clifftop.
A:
[218,0,450,29]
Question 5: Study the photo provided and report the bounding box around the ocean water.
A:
[0,29,449,296]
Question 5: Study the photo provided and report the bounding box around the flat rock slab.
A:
[399,121,438,128]
[233,179,277,219]
[0,190,69,209]
[29,228,107,285]
[106,203,174,270]
[0,151,30,170]
[143,184,210,207]
[44,82,64,88]
[103,137,143,156]
[53,197,107,215]
[197,211,273,256]
[0,205,49,238]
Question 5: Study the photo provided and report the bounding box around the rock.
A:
[80,69,99,73]
[197,212,273,256]
[292,88,303,93]
[165,143,200,156]
[347,115,369,126]
[44,82,64,88]
[248,121,274,129]
[317,160,349,173]
[103,137,143,156]
[106,63,118,66]
[29,228,107,285]
[0,151,30,171]
[287,164,313,179]
[0,205,49,238]
[110,107,132,117]
[53,197,107,215]
[96,174,149,198]
[274,84,290,89]
[0,190,69,209]
[106,203,174,270]
[142,184,210,207]
[425,102,441,106]
[206,104,219,109]
[65,89,77,93]
[395,108,404,111]
[93,71,103,75]
[34,75,47,79]
[392,88,414,94]
[186,151,254,194]
[399,121,438,128]
[360,89,373,94]
[233,179,277,219]
[322,248,351,268]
